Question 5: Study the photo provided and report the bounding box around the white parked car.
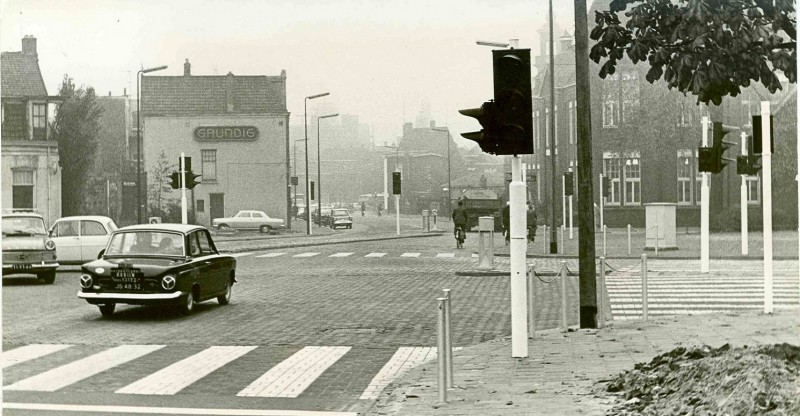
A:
[48,215,118,264]
[212,210,285,233]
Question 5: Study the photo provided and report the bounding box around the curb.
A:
[218,232,444,253]
[493,253,800,261]
[454,269,509,277]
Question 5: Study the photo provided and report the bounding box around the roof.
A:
[534,52,576,97]
[141,73,287,116]
[116,224,206,234]
[1,211,44,218]
[1,51,48,98]
[53,215,115,222]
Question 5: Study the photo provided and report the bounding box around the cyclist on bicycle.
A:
[451,201,468,241]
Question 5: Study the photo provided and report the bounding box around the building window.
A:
[2,103,26,139]
[12,170,34,210]
[197,199,205,212]
[603,152,621,205]
[746,175,760,204]
[621,72,640,123]
[624,152,641,205]
[602,73,619,128]
[32,103,47,140]
[677,104,694,127]
[677,150,693,205]
[201,150,217,182]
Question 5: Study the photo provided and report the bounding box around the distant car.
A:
[312,208,333,227]
[2,212,59,284]
[49,215,118,264]
[212,210,285,233]
[77,224,236,317]
[330,209,353,229]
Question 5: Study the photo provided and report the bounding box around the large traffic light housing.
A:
[736,135,762,176]
[185,171,201,189]
[392,172,402,195]
[752,115,774,155]
[169,171,181,190]
[458,101,500,153]
[492,48,533,155]
[700,122,737,174]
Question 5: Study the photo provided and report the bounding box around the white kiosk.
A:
[645,203,678,251]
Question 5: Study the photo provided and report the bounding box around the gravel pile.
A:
[597,343,800,415]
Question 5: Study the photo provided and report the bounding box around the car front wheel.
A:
[99,303,115,317]
[178,291,194,315]
[38,270,56,284]
[217,280,232,305]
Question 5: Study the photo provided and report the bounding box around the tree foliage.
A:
[52,75,102,216]
[590,0,796,105]
[148,151,179,222]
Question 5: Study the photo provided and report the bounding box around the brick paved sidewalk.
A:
[366,311,800,416]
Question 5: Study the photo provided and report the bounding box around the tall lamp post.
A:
[136,64,168,224]
[317,113,339,224]
[304,92,330,235]
[433,127,453,216]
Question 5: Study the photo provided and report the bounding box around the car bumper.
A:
[3,262,59,275]
[77,291,183,305]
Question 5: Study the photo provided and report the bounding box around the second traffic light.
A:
[699,122,737,174]
[392,172,401,195]
[169,170,201,189]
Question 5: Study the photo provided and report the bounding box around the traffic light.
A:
[601,176,610,197]
[711,122,737,173]
[185,171,201,189]
[737,135,762,176]
[179,156,192,172]
[169,171,181,190]
[459,101,500,153]
[752,115,774,154]
[698,147,715,173]
[492,48,533,155]
[392,172,401,195]
[310,182,315,200]
[564,171,574,197]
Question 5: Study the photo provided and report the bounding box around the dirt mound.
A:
[597,343,800,415]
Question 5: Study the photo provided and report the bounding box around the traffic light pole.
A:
[701,117,710,273]
[180,152,188,225]
[509,156,528,357]
[740,131,748,256]
[761,101,773,314]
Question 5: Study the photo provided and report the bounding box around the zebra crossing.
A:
[234,251,480,259]
[604,264,800,320]
[2,343,440,401]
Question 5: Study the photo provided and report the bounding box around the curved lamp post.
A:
[137,64,168,224]
[304,92,329,234]
[317,113,339,224]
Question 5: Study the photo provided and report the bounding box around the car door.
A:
[51,220,81,262]
[80,220,110,261]
[197,230,227,293]
[252,212,266,228]
[185,231,213,299]
[233,212,249,229]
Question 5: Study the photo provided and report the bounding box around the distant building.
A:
[141,59,290,227]
[1,36,61,224]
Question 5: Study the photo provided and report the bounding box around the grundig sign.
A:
[194,126,259,141]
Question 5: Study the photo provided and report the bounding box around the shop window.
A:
[202,150,217,182]
[12,170,34,210]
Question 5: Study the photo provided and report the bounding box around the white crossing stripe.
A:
[2,344,73,369]
[231,252,254,258]
[364,253,386,257]
[359,347,436,400]
[436,253,455,258]
[293,252,320,258]
[329,252,354,257]
[3,402,358,416]
[4,345,165,392]
[472,253,479,258]
[400,253,421,257]
[238,346,351,398]
[116,346,257,395]
[256,252,286,258]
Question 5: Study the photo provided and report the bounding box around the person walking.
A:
[526,204,537,242]
[501,202,511,245]
[361,201,366,217]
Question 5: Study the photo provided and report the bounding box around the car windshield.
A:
[332,209,349,216]
[105,231,184,256]
[1,217,47,236]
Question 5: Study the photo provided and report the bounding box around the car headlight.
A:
[45,239,56,251]
[79,274,93,289]
[161,275,176,290]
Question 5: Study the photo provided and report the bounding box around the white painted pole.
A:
[510,156,528,357]
[603,225,607,257]
[436,297,447,404]
[642,254,648,321]
[562,174,566,232]
[560,225,564,253]
[443,289,453,389]
[701,116,710,273]
[560,260,568,332]
[741,131,749,256]
[395,194,400,236]
[761,101,773,313]
[528,266,535,338]
[599,173,605,229]
[543,224,548,252]
[627,224,631,255]
[655,223,659,256]
[383,157,388,213]
[180,152,188,225]
[598,257,606,328]
[797,102,800,305]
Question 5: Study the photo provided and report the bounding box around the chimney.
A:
[184,59,191,76]
[225,72,235,112]
[559,32,574,53]
[21,35,37,55]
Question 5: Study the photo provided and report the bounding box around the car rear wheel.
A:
[217,280,232,305]
[99,303,115,317]
[178,291,194,315]
[38,270,56,284]
[260,225,272,233]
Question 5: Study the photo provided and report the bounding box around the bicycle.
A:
[454,226,465,249]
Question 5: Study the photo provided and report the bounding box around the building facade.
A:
[141,60,290,227]
[1,36,61,225]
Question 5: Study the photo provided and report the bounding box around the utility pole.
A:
[548,0,558,254]
[574,0,598,328]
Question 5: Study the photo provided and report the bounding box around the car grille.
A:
[3,251,51,264]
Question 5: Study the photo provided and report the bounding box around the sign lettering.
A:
[194,126,259,141]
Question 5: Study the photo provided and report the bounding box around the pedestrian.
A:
[361,201,366,217]
[526,204,537,242]
[377,203,382,217]
[292,203,299,219]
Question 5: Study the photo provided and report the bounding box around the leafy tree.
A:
[148,151,179,222]
[52,75,102,216]
[590,0,796,105]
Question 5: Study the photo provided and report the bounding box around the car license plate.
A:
[111,267,143,289]
[12,264,32,270]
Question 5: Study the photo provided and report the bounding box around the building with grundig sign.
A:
[140,59,290,227]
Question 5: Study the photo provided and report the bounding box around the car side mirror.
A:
[97,249,105,259]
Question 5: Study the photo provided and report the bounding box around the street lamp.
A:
[137,64,168,224]
[317,113,339,224]
[433,127,453,217]
[304,92,330,235]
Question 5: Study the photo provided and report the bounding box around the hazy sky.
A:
[1,0,582,147]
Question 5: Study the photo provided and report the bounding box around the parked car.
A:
[1,212,58,284]
[48,215,118,264]
[330,209,353,229]
[312,208,333,227]
[77,224,236,317]
[212,210,285,233]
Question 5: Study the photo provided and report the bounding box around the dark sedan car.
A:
[77,224,236,317]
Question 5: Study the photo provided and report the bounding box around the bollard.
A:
[560,260,568,332]
[443,289,453,389]
[422,210,429,232]
[603,225,607,257]
[598,257,606,328]
[627,224,631,255]
[436,297,448,404]
[559,225,565,254]
[528,266,535,339]
[477,217,495,270]
[641,254,648,322]
[543,224,548,252]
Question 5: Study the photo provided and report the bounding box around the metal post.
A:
[443,289,453,389]
[106,178,111,217]
[528,266,535,338]
[548,0,558,255]
[560,260,568,332]
[599,173,605,229]
[598,257,606,328]
[180,153,188,225]
[559,225,564,254]
[436,297,447,404]
[641,254,648,321]
[510,156,529,357]
[562,173,567,232]
[568,188,573,240]
[701,116,710,273]
[741,131,749,256]
[602,225,607,257]
[383,157,389,213]
[395,194,400,236]
[627,224,631,255]
[543,224,548,252]
[761,101,773,313]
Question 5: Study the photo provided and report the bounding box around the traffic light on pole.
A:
[392,172,402,195]
[564,171,574,196]
[185,171,202,189]
[710,122,737,173]
[752,115,774,155]
[737,135,762,176]
[601,176,610,197]
[492,48,533,155]
[169,171,181,190]
[459,101,500,153]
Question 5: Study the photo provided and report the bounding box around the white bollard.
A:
[443,289,453,389]
[560,260,568,332]
[627,224,631,255]
[598,257,606,328]
[543,224,548,252]
[477,217,495,270]
[641,254,648,322]
[528,267,535,339]
[436,297,447,404]
[559,225,565,254]
[603,225,607,257]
